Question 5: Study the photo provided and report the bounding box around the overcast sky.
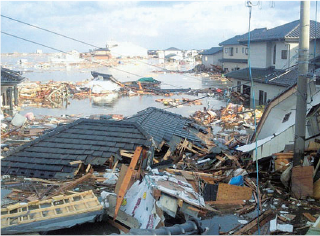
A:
[1,1,317,53]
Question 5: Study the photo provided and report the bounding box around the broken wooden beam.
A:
[113,146,142,221]
[232,210,275,235]
[49,172,92,198]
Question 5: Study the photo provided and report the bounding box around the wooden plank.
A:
[163,149,171,160]
[113,146,142,221]
[120,150,134,158]
[114,165,137,195]
[206,200,245,205]
[236,204,257,215]
[306,141,320,151]
[107,219,130,233]
[314,178,320,200]
[291,166,314,199]
[216,183,252,201]
[223,153,241,167]
[206,200,245,206]
[232,209,275,235]
[1,191,103,227]
[51,173,92,197]
[303,213,317,222]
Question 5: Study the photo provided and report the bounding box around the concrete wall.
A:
[201,51,222,68]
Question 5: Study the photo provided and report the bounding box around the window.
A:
[237,81,241,93]
[229,47,234,56]
[259,90,267,105]
[236,48,238,53]
[242,47,245,53]
[281,50,288,59]
[245,48,248,55]
[225,48,228,53]
[205,56,208,61]
[273,45,276,64]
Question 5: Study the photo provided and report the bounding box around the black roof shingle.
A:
[1,119,153,179]
[126,107,207,149]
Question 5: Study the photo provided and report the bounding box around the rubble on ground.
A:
[1,106,319,235]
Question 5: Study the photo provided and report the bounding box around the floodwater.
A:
[2,55,233,118]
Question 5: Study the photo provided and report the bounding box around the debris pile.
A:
[18,81,70,108]
[155,97,202,107]
[1,106,319,235]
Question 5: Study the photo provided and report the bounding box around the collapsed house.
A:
[1,107,216,233]
[126,107,214,163]
[1,67,25,112]
[1,119,154,179]
[237,81,320,160]
[1,107,213,178]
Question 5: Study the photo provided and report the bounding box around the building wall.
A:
[266,42,272,68]
[221,44,248,71]
[201,51,222,68]
[223,45,248,60]
[164,50,183,58]
[250,40,320,70]
[223,62,247,72]
[250,42,268,68]
[309,40,320,59]
[232,78,287,106]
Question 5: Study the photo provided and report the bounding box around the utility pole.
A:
[293,1,310,167]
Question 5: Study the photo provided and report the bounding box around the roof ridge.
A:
[284,22,300,38]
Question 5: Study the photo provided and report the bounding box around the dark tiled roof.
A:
[165,47,181,51]
[126,107,206,149]
[225,67,298,87]
[238,20,320,43]
[219,35,244,46]
[1,67,25,86]
[219,58,248,63]
[219,28,267,46]
[1,119,152,179]
[199,47,222,55]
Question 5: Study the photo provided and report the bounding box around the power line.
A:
[1,31,186,90]
[1,14,204,83]
[1,14,99,49]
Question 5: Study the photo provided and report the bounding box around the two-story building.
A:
[163,47,184,61]
[219,28,267,73]
[225,20,320,107]
[199,47,223,69]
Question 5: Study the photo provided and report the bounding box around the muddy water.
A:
[2,55,233,118]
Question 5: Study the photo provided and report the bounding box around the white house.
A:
[225,20,320,106]
[199,47,223,69]
[164,47,184,60]
[106,41,148,58]
[50,50,83,64]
